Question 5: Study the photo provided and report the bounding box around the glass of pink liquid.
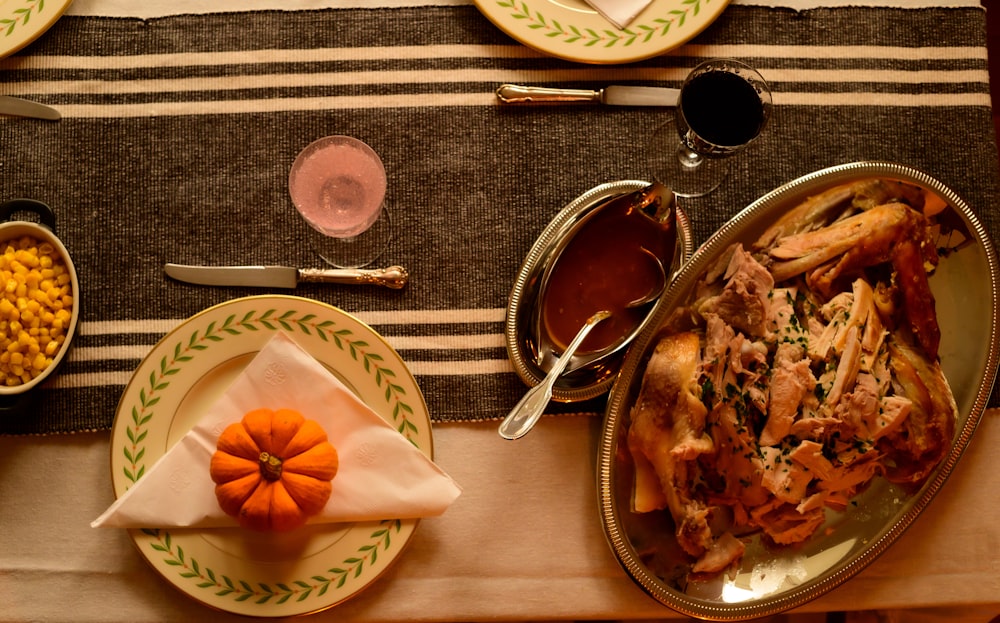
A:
[289,135,391,267]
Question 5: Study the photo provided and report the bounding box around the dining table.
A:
[2,0,999,620]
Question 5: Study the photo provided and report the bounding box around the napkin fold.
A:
[582,0,653,29]
[92,332,461,529]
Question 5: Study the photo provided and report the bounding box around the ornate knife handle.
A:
[495,84,602,104]
[298,265,409,289]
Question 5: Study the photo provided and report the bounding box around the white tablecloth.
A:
[2,414,998,622]
[2,0,998,620]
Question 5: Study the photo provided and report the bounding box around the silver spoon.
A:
[624,247,667,309]
[499,310,612,440]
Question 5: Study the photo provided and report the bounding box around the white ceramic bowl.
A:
[0,199,80,397]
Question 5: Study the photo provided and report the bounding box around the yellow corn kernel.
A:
[0,235,72,385]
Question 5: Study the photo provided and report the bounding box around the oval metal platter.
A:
[506,180,694,402]
[597,162,1000,619]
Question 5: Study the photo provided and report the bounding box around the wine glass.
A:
[288,135,392,268]
[648,58,772,197]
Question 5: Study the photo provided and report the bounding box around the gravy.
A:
[541,195,674,355]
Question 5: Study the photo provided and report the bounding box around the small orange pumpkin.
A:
[209,408,339,531]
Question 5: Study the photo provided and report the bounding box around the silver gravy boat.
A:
[504,181,692,403]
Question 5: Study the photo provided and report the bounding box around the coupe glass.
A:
[289,135,392,268]
[648,58,772,197]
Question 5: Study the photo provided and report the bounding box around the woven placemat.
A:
[0,4,996,434]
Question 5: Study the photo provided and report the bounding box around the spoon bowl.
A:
[625,247,667,309]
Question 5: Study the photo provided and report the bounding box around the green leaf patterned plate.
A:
[109,295,433,617]
[474,0,729,64]
[0,0,72,59]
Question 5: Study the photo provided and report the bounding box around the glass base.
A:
[647,118,731,198]
[306,206,392,269]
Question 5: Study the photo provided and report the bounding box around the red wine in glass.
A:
[648,59,772,197]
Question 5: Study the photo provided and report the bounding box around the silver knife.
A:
[0,96,61,121]
[165,264,409,290]
[496,84,679,107]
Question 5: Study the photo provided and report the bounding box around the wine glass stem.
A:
[678,145,703,169]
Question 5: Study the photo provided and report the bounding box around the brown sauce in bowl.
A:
[541,195,675,355]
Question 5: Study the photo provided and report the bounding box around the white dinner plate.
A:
[109,295,433,617]
[474,0,730,64]
[0,0,72,59]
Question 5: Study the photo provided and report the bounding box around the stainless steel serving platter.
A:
[506,180,693,402]
[597,162,1000,619]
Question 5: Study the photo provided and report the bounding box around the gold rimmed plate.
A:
[598,162,1000,619]
[0,0,72,59]
[474,0,730,64]
[108,295,432,617]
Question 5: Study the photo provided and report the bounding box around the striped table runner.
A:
[0,3,996,433]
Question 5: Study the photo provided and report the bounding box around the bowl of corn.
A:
[0,198,79,397]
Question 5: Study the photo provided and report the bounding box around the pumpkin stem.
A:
[258,451,283,481]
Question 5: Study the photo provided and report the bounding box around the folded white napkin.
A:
[92,332,461,529]
[582,0,653,29]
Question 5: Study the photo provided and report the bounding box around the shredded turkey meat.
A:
[627,179,958,577]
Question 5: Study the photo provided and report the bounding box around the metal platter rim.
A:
[597,161,1000,619]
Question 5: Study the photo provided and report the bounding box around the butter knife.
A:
[165,263,409,289]
[496,84,679,107]
[0,96,61,121]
